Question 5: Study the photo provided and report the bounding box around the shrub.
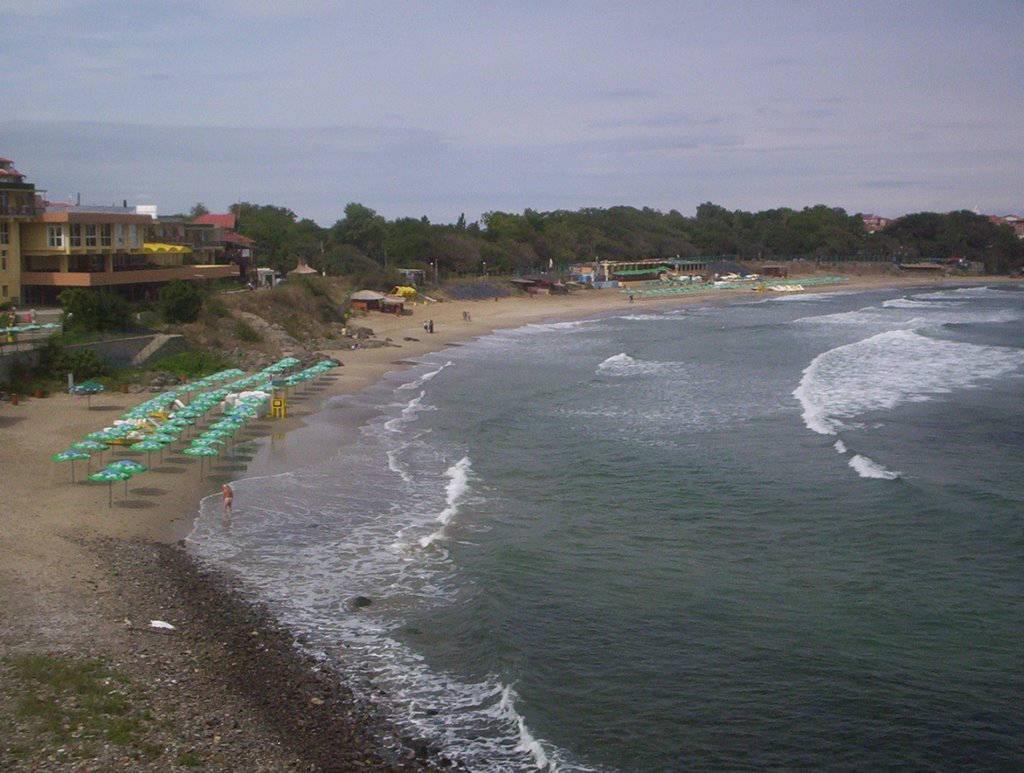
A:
[234,320,263,343]
[146,349,231,377]
[158,280,203,324]
[58,289,132,332]
[36,341,109,381]
[205,297,230,318]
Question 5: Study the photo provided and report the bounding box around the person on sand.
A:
[222,483,233,516]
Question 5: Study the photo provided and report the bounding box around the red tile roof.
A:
[193,213,237,228]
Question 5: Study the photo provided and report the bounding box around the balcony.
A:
[20,263,240,288]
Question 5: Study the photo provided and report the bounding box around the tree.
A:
[232,202,300,271]
[189,202,210,219]
[159,280,203,324]
[58,288,132,332]
[332,203,388,263]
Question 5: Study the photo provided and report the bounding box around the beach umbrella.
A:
[71,439,109,470]
[108,459,148,496]
[209,418,245,431]
[72,380,105,407]
[129,439,164,467]
[108,458,148,475]
[181,445,218,479]
[52,448,90,482]
[199,429,232,440]
[89,467,130,507]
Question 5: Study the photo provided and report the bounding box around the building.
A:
[192,213,255,276]
[2,156,244,305]
[861,214,892,233]
[0,157,43,305]
[990,214,1024,239]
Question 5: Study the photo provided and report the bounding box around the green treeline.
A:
[225,201,1024,281]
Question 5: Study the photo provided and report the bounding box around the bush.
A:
[58,289,132,332]
[35,341,109,381]
[158,280,203,324]
[234,320,263,343]
[204,297,230,318]
[146,349,232,377]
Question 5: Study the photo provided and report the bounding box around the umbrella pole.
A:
[108,481,113,508]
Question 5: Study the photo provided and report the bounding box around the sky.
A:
[2,0,1022,226]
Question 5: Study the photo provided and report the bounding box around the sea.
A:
[187,282,1024,772]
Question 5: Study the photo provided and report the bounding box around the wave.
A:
[915,285,1013,301]
[794,328,1024,436]
[381,390,436,433]
[596,352,678,378]
[397,360,452,390]
[794,296,1021,330]
[882,297,964,310]
[848,454,901,480]
[419,455,473,548]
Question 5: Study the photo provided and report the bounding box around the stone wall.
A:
[0,334,186,384]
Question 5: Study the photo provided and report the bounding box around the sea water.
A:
[188,283,1024,771]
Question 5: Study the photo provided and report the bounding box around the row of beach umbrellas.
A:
[51,357,341,505]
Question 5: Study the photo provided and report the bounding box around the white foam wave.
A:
[916,285,1011,300]
[794,329,1024,435]
[833,439,847,454]
[419,456,473,548]
[397,360,452,390]
[882,297,963,310]
[496,685,554,771]
[848,454,901,480]
[596,352,674,378]
[382,391,436,433]
[619,312,680,322]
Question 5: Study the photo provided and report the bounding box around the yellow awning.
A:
[143,242,192,254]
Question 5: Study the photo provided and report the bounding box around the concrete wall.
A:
[0,333,186,384]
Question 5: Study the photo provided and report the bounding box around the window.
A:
[85,224,98,247]
[1,251,6,271]
[47,225,65,248]
[70,223,82,247]
[101,224,112,247]
[0,222,8,244]
[129,224,139,247]
[115,224,125,247]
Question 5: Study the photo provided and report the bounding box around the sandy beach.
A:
[0,270,1012,769]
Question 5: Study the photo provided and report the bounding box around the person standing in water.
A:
[222,483,234,516]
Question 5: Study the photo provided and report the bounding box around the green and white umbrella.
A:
[129,439,165,467]
[72,380,105,407]
[89,467,130,507]
[71,439,109,471]
[181,444,218,479]
[108,459,148,497]
[108,458,148,475]
[52,448,91,482]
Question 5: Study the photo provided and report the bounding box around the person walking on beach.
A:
[428,319,434,334]
[222,483,234,516]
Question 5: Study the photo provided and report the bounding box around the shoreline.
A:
[1,271,1017,769]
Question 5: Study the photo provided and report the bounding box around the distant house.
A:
[861,214,892,233]
[990,214,1024,239]
[349,289,405,314]
[192,213,255,276]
